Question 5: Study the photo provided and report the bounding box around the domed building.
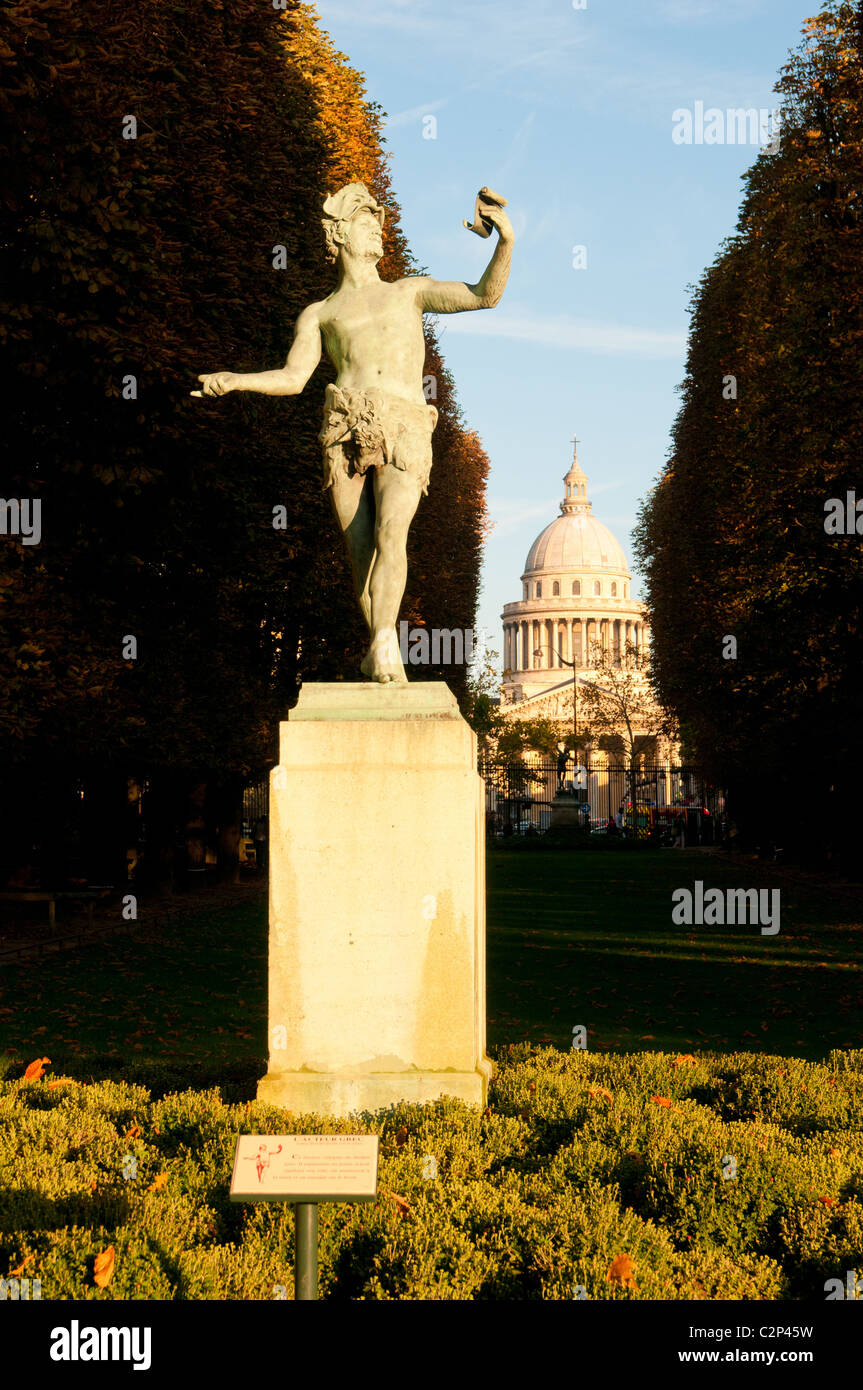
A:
[501,442,650,711]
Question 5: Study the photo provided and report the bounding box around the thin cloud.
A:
[488,497,559,538]
[488,479,626,539]
[385,97,450,131]
[314,0,439,35]
[437,310,686,359]
[657,0,770,22]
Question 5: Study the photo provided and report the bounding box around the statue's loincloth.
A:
[319,384,439,497]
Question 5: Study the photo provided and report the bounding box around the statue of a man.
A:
[193,183,512,683]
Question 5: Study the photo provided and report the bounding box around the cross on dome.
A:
[561,435,591,515]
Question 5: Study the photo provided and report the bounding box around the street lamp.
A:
[533,644,579,744]
[584,738,594,825]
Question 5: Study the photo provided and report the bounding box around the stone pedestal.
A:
[549,793,585,830]
[257,682,492,1118]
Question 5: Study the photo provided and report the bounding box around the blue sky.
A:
[313,0,812,660]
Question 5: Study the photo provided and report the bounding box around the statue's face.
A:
[342,207,384,263]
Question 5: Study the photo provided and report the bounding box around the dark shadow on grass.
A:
[46,1056,267,1103]
[0,1187,133,1234]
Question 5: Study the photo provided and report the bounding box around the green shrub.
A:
[1,1046,861,1300]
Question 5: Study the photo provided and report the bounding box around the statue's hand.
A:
[482,203,514,242]
[191,371,237,398]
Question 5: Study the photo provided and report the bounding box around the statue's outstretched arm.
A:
[417,203,513,315]
[192,305,322,399]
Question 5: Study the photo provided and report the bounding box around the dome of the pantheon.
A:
[524,476,628,576]
[519,443,633,593]
[501,441,649,694]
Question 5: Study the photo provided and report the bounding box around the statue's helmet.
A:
[322,183,386,262]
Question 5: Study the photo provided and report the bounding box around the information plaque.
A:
[229,1134,380,1204]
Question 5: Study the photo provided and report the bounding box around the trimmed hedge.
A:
[1,1046,861,1300]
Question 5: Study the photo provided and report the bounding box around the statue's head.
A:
[322,183,386,265]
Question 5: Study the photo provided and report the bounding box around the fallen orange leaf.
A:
[8,1255,33,1278]
[818,1196,837,1206]
[93,1246,115,1289]
[48,1078,77,1089]
[23,1057,51,1082]
[379,1187,410,1214]
[606,1253,636,1288]
[147,1174,168,1192]
[394,1126,408,1148]
[651,1096,672,1108]
[124,1124,142,1141]
[588,1087,613,1106]
[672,1054,696,1068]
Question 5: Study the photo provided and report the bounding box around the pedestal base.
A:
[258,1061,494,1117]
[549,793,586,829]
[257,683,492,1119]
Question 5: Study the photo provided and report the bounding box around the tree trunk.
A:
[138,772,177,900]
[184,779,208,892]
[214,776,244,884]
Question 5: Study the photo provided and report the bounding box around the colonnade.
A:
[503,616,647,672]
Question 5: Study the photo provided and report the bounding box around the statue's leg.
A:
[327,468,375,633]
[363,450,426,684]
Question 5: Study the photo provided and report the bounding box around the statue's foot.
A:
[362,629,407,684]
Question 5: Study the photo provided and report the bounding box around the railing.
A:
[242,779,269,841]
[478,758,725,843]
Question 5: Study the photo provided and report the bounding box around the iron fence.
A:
[242,780,269,841]
[479,757,725,844]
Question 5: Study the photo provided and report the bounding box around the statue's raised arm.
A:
[415,187,513,315]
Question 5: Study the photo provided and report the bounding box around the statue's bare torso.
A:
[318,279,427,406]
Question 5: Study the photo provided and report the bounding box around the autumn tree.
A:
[634,0,863,866]
[0,0,490,888]
[575,639,669,824]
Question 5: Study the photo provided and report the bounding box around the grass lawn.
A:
[0,847,860,1084]
[486,847,863,1061]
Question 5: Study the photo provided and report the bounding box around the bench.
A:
[0,888,112,930]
